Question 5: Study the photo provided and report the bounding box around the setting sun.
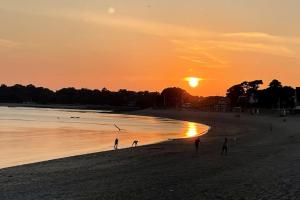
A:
[185,77,201,88]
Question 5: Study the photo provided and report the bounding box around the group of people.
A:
[114,132,229,155]
[194,137,228,156]
[114,138,139,150]
[115,136,229,155]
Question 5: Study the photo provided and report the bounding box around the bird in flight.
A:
[114,124,125,132]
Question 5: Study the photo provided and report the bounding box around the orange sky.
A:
[1,0,300,96]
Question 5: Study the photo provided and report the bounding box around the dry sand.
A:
[0,109,299,200]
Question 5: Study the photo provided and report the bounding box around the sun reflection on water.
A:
[185,122,198,137]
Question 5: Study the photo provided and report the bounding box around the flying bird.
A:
[114,124,125,132]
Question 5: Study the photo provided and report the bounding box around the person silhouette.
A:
[114,138,119,150]
[221,137,228,156]
[194,137,200,152]
[132,140,138,147]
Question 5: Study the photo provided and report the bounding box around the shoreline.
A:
[0,103,140,112]
[0,110,210,170]
[0,107,210,169]
[0,109,299,199]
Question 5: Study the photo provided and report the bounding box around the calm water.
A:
[0,106,209,169]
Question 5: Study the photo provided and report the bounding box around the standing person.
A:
[194,137,200,152]
[221,137,228,156]
[114,138,119,150]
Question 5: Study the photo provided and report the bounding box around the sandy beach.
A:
[0,109,299,199]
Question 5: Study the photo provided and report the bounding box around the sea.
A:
[0,106,208,169]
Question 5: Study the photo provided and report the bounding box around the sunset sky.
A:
[1,0,300,96]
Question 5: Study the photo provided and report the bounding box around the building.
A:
[214,97,230,112]
[197,96,229,112]
[296,87,300,106]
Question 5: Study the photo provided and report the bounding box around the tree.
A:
[227,79,296,109]
[246,80,263,106]
[269,79,282,88]
[160,87,188,108]
[267,79,283,108]
[226,83,246,106]
[0,83,160,108]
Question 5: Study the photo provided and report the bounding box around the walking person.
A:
[114,138,119,150]
[221,137,228,156]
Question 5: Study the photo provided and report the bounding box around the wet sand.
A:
[0,109,300,199]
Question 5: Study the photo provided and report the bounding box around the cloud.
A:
[222,32,300,45]
[58,11,299,66]
[62,11,214,39]
[223,32,282,41]
[0,38,21,48]
[172,37,295,66]
[175,44,227,65]
[71,12,298,59]
[197,40,295,57]
[5,8,299,65]
[172,31,298,65]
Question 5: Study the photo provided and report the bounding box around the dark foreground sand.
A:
[0,109,300,200]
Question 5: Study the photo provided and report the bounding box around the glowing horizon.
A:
[1,0,300,96]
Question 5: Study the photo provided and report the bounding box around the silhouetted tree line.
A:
[2,81,294,110]
[0,84,160,108]
[0,84,202,109]
[227,79,296,109]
